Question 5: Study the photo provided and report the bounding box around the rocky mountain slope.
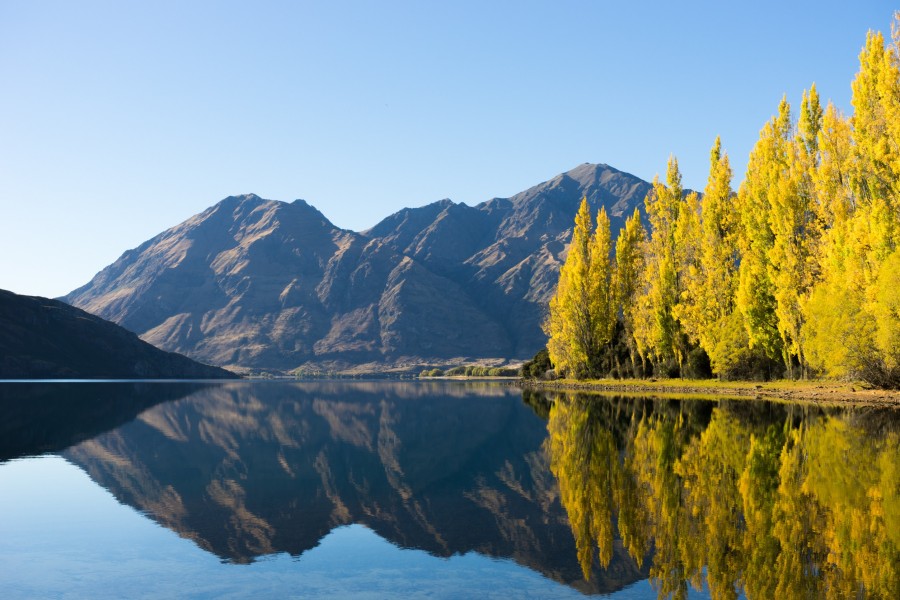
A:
[0,289,237,379]
[64,163,651,373]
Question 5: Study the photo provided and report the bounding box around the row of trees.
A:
[419,365,518,377]
[545,17,900,385]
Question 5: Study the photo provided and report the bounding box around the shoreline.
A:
[516,377,900,407]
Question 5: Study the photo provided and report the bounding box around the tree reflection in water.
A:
[540,392,900,599]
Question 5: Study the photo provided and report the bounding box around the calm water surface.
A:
[0,381,897,598]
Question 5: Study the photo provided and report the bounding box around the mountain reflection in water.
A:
[51,381,645,595]
[535,390,900,600]
[3,381,898,598]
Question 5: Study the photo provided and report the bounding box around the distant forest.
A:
[538,15,900,388]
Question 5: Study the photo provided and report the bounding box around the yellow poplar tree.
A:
[736,102,786,365]
[806,19,900,386]
[850,27,900,262]
[546,198,594,378]
[545,198,617,378]
[804,104,867,377]
[796,84,826,285]
[847,21,900,387]
[672,190,702,342]
[589,206,617,373]
[615,209,646,375]
[764,88,823,378]
[634,157,687,372]
[694,138,742,375]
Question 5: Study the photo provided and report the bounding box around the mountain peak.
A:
[216,193,269,207]
[557,162,638,187]
[201,194,337,232]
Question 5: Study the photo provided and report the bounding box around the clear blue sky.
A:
[1,1,896,298]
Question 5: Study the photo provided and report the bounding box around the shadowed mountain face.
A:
[54,381,647,594]
[0,289,237,379]
[63,163,651,373]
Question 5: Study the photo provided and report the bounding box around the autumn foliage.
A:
[544,15,900,387]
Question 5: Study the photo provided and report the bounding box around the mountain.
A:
[0,289,237,379]
[64,163,651,373]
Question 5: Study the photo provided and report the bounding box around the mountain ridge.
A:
[0,289,237,379]
[64,163,653,373]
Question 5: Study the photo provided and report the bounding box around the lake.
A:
[0,381,897,599]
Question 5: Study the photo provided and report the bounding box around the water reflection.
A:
[0,382,208,461]
[0,381,647,595]
[539,391,900,599]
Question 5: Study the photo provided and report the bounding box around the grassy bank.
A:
[518,377,900,407]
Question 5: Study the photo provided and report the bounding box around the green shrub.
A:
[522,348,553,379]
[419,368,445,377]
